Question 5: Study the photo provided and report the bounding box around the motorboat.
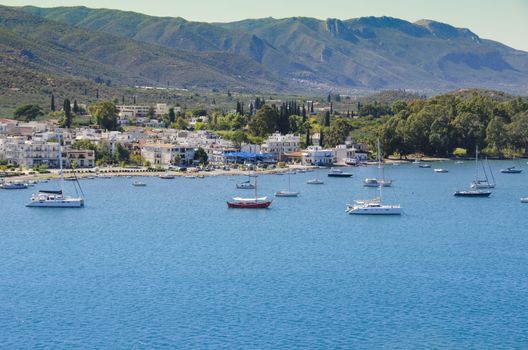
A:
[346,200,402,215]
[364,178,392,187]
[418,164,431,168]
[433,168,449,173]
[159,173,175,179]
[1,181,28,189]
[306,178,324,185]
[236,180,255,189]
[132,181,146,187]
[364,149,392,187]
[520,197,528,203]
[328,168,353,177]
[501,166,522,174]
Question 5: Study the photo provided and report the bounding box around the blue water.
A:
[1,161,528,348]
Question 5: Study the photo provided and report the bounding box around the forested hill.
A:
[15,5,528,94]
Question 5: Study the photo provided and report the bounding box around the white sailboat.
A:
[306,169,324,184]
[27,130,85,208]
[470,156,495,189]
[275,171,300,197]
[454,146,491,197]
[347,140,401,215]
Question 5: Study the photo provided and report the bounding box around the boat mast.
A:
[254,176,258,202]
[57,128,64,194]
[475,145,479,182]
[377,139,383,201]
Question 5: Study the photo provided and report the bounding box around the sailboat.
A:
[364,144,392,187]
[347,140,402,215]
[236,171,256,189]
[454,146,491,197]
[470,157,495,189]
[275,171,300,197]
[27,129,85,208]
[227,177,272,208]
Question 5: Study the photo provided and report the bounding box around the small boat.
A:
[98,174,112,179]
[126,175,133,179]
[454,190,492,197]
[85,176,96,180]
[159,173,175,179]
[434,168,449,173]
[185,175,197,179]
[297,169,306,174]
[364,151,392,187]
[328,168,353,177]
[236,180,255,189]
[64,177,77,181]
[500,166,522,174]
[197,175,205,179]
[345,158,359,166]
[418,164,431,168]
[132,181,146,187]
[346,199,402,215]
[455,161,464,164]
[413,159,421,164]
[520,197,528,203]
[306,178,324,185]
[27,180,38,186]
[1,181,28,189]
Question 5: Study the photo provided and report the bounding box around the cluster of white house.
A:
[0,118,368,169]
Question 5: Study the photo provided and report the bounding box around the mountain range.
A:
[2,5,528,95]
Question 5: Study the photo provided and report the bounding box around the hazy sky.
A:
[2,0,527,51]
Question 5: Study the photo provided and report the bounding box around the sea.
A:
[1,160,527,348]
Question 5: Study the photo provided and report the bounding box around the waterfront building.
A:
[301,146,335,166]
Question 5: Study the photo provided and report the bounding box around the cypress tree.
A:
[73,99,79,114]
[319,129,324,148]
[324,111,330,127]
[305,128,311,146]
[133,96,136,104]
[63,98,72,128]
[96,89,99,99]
[50,94,55,112]
[330,102,333,115]
[168,107,176,123]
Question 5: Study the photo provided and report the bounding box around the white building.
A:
[141,143,195,167]
[117,104,175,118]
[301,146,335,166]
[261,133,300,161]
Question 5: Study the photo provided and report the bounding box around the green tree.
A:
[50,94,55,112]
[485,116,508,155]
[248,105,279,137]
[325,118,352,147]
[193,147,208,164]
[63,98,73,128]
[114,143,130,163]
[90,100,118,131]
[168,107,176,123]
[171,116,189,130]
[14,104,43,122]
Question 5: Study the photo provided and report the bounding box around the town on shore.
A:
[2,89,528,181]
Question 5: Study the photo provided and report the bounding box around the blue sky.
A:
[2,0,527,51]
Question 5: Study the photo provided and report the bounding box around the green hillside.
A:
[18,6,528,94]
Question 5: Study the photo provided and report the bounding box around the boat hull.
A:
[275,191,299,197]
[26,199,84,208]
[306,180,324,185]
[454,191,492,197]
[347,205,402,215]
[328,173,353,177]
[227,201,272,209]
